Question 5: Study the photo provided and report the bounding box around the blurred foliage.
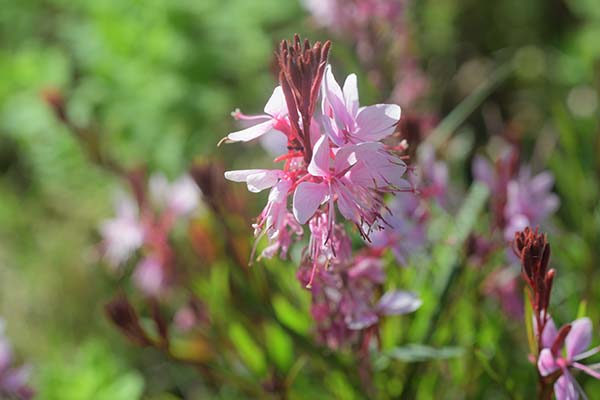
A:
[0,0,599,398]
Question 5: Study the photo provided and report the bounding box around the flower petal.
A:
[264,86,287,117]
[355,104,401,141]
[541,317,559,349]
[308,135,331,177]
[567,318,593,360]
[224,169,282,193]
[554,372,579,400]
[538,348,559,377]
[293,182,328,224]
[343,73,359,118]
[377,291,422,316]
[227,120,275,142]
[323,65,354,130]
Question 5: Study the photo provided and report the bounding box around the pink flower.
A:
[293,135,407,238]
[538,317,600,399]
[221,86,289,144]
[321,65,401,146]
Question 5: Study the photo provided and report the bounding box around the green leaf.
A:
[381,344,465,364]
[264,322,294,371]
[229,322,266,375]
[272,294,311,335]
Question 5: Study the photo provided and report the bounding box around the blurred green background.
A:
[0,0,599,398]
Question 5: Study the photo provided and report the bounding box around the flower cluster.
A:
[297,219,421,350]
[222,36,411,286]
[100,172,200,296]
[514,227,600,399]
[0,319,34,400]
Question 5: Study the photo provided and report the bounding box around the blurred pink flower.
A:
[472,148,558,242]
[100,194,144,267]
[504,169,559,241]
[133,256,166,297]
[100,173,201,296]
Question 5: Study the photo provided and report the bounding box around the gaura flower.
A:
[221,86,289,144]
[321,65,401,146]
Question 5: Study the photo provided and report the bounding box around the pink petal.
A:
[377,291,422,316]
[342,143,407,188]
[355,104,401,141]
[224,169,282,192]
[308,135,331,177]
[333,143,361,173]
[264,86,287,118]
[293,182,328,224]
[538,348,559,376]
[227,120,275,142]
[323,65,354,130]
[554,372,579,400]
[343,73,359,118]
[336,187,358,222]
[567,318,592,360]
[541,317,559,349]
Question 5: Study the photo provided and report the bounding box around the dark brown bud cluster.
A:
[513,227,555,352]
[513,227,554,318]
[277,35,331,163]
